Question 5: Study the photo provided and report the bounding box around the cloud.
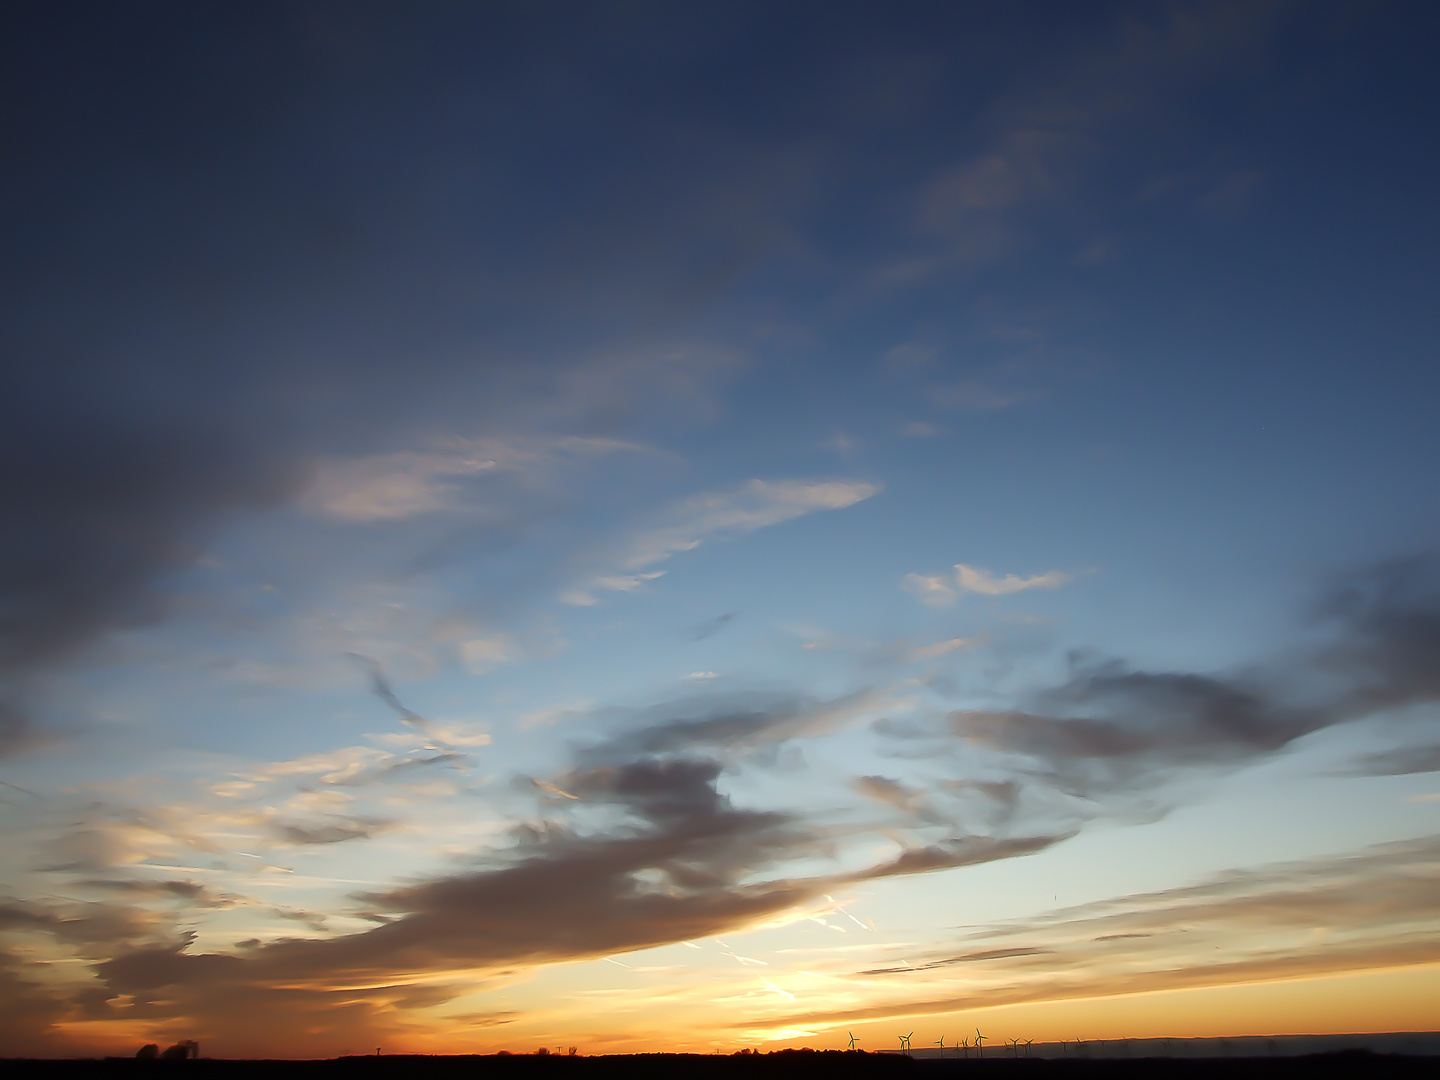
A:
[900,574,956,607]
[912,636,984,661]
[36,815,222,875]
[566,479,879,605]
[898,421,941,438]
[336,750,474,787]
[73,879,243,908]
[0,947,81,1056]
[950,665,1325,804]
[13,551,1434,1054]
[1344,744,1440,777]
[853,775,925,814]
[931,379,1038,413]
[0,426,299,677]
[302,437,647,523]
[0,1,837,693]
[879,1,1288,287]
[98,763,822,995]
[939,553,1440,802]
[57,687,1059,1046]
[902,564,1069,606]
[577,690,883,764]
[769,837,1440,1028]
[852,833,1070,881]
[954,564,1071,596]
[459,634,522,675]
[302,450,497,523]
[0,897,170,960]
[1315,552,1440,712]
[594,571,667,593]
[274,816,394,846]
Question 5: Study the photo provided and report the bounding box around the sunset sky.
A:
[2,1,1439,1059]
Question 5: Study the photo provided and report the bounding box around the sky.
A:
[2,0,1439,1059]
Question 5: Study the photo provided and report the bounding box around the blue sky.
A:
[2,0,1439,1057]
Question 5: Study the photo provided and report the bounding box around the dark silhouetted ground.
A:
[1,1049,1437,1080]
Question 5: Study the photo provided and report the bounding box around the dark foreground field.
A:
[2,1051,1435,1080]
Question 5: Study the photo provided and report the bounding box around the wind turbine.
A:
[899,1032,913,1054]
[1025,1039,1033,1058]
[847,1032,857,1051]
[934,1036,946,1059]
[974,1029,987,1058]
[959,1035,969,1059]
[1007,1037,1021,1058]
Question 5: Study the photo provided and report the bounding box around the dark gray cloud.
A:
[0,426,299,678]
[94,756,819,999]
[0,947,76,1056]
[1317,552,1440,711]
[853,833,1070,881]
[944,554,1440,795]
[578,689,874,763]
[274,816,394,846]
[0,898,162,955]
[78,704,1062,1029]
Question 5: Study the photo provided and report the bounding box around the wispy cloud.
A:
[302,436,649,523]
[903,563,1070,606]
[912,636,984,661]
[564,479,880,605]
[901,573,957,607]
[954,564,1071,596]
